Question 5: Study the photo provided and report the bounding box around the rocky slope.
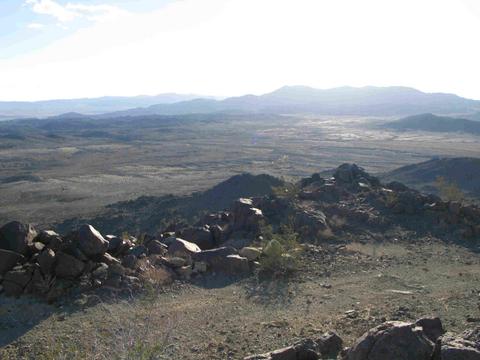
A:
[1,163,479,302]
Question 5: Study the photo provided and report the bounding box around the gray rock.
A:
[55,252,85,278]
[0,249,24,275]
[167,238,201,258]
[76,224,109,257]
[37,249,56,275]
[0,221,37,255]
[346,321,435,360]
[146,240,167,255]
[181,226,215,250]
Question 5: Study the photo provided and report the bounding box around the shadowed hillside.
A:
[382,113,480,134]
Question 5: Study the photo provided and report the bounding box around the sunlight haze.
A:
[0,0,479,100]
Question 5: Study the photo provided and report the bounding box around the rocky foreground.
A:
[246,317,480,359]
[0,164,479,358]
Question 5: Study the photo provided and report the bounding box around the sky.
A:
[0,0,479,101]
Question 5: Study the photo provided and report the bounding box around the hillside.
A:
[0,93,209,119]
[381,157,480,198]
[382,113,480,134]
[102,86,480,117]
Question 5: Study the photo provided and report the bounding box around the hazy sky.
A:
[1,0,479,101]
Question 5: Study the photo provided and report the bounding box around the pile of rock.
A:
[0,216,264,300]
[244,317,480,360]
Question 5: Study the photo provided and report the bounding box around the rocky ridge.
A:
[0,163,479,302]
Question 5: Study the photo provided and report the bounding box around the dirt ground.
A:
[1,239,479,359]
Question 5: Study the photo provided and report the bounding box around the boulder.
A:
[0,249,25,275]
[106,235,131,256]
[100,252,121,266]
[345,321,435,360]
[181,226,215,250]
[146,240,167,255]
[55,252,85,278]
[232,198,264,232]
[3,267,32,296]
[217,254,250,275]
[333,163,380,188]
[0,221,37,255]
[76,224,109,257]
[316,331,343,357]
[239,247,262,261]
[167,238,201,258]
[35,230,63,250]
[37,249,56,275]
[416,317,444,342]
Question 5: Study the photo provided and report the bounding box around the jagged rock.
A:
[167,238,201,258]
[345,321,435,360]
[232,198,264,232]
[76,224,109,257]
[35,230,61,245]
[0,249,24,275]
[316,331,343,357]
[210,224,225,245]
[106,235,131,256]
[37,249,56,275]
[146,240,167,255]
[181,226,215,250]
[239,246,262,261]
[55,252,85,278]
[0,221,37,255]
[416,317,445,342]
[245,334,342,360]
[30,242,45,253]
[334,163,380,188]
[3,267,32,296]
[100,252,121,266]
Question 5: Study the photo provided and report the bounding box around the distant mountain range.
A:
[2,86,480,119]
[0,93,212,119]
[381,157,480,199]
[382,113,480,134]
[98,86,480,118]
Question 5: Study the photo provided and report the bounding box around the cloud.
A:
[27,22,45,29]
[25,0,126,23]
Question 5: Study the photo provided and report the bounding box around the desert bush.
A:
[259,223,301,276]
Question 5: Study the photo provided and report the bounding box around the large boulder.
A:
[345,321,435,360]
[76,224,109,257]
[192,246,238,264]
[0,249,25,275]
[0,221,37,255]
[333,163,380,188]
[3,267,32,297]
[37,249,56,275]
[239,246,262,261]
[167,238,201,258]
[232,198,264,232]
[55,252,85,278]
[181,226,215,250]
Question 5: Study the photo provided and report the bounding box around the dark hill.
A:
[381,157,480,199]
[56,173,283,235]
[382,113,480,134]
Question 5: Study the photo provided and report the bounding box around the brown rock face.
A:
[0,221,37,255]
